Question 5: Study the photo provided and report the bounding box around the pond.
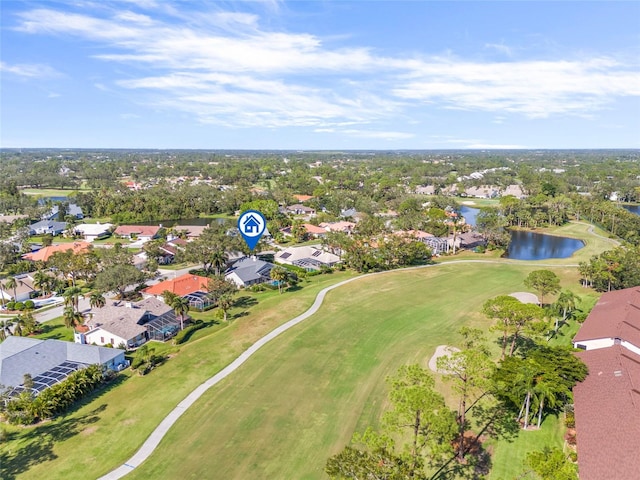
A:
[505,230,585,260]
[460,205,479,227]
[622,204,640,216]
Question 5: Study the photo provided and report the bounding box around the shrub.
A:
[14,302,24,311]
[173,320,206,345]
[24,300,35,310]
[5,301,15,311]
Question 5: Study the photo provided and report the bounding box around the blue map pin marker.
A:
[237,210,267,251]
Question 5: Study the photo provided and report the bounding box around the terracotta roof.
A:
[114,225,161,237]
[573,346,640,480]
[23,242,90,262]
[303,223,327,235]
[319,221,356,233]
[142,273,209,297]
[293,194,314,202]
[573,287,640,347]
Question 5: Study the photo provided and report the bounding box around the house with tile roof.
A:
[142,273,210,299]
[0,336,125,398]
[114,225,161,241]
[571,287,640,480]
[77,297,180,348]
[22,241,90,262]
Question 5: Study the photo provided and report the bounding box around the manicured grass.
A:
[123,263,580,480]
[33,316,74,342]
[487,414,565,479]
[2,224,610,479]
[21,188,89,197]
[0,272,356,480]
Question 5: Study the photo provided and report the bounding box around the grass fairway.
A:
[123,263,579,480]
[0,272,356,480]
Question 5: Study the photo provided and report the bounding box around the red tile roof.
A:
[23,242,90,262]
[573,346,640,480]
[303,223,327,235]
[142,273,209,297]
[293,194,314,202]
[574,287,640,347]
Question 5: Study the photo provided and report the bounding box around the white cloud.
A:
[484,43,513,57]
[11,5,640,129]
[0,61,59,78]
[48,92,61,98]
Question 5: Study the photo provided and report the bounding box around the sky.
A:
[1,1,639,150]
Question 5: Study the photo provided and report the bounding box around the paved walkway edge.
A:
[97,259,578,479]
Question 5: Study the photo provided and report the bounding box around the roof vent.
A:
[614,370,623,377]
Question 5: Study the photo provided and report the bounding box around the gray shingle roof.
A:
[0,336,123,389]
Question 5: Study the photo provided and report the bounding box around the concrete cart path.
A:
[98,259,578,479]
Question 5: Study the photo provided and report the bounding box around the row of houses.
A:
[571,286,640,480]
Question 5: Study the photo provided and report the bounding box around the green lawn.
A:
[122,263,581,480]
[20,188,89,197]
[1,227,609,479]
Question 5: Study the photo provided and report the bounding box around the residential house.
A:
[0,336,126,398]
[275,246,340,271]
[415,185,436,195]
[285,204,316,217]
[42,203,84,221]
[225,257,275,288]
[0,273,36,302]
[73,223,113,242]
[142,273,213,310]
[173,225,208,240]
[23,241,91,262]
[113,225,161,241]
[571,287,640,480]
[77,297,181,348]
[502,184,526,199]
[319,221,356,234]
[463,186,499,199]
[28,220,68,236]
[0,214,28,224]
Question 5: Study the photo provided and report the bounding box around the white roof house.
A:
[225,257,274,288]
[275,246,341,271]
[73,223,113,242]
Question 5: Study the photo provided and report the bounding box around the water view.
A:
[460,205,479,227]
[506,230,584,260]
[623,204,640,216]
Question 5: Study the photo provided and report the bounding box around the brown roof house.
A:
[571,287,640,480]
[76,297,182,349]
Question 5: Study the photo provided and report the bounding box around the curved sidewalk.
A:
[98,259,577,479]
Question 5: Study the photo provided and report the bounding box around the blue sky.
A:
[1,1,639,149]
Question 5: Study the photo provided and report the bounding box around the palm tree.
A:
[63,306,84,329]
[4,277,17,302]
[0,277,7,306]
[33,270,51,297]
[211,249,228,276]
[553,290,580,332]
[170,296,190,331]
[0,318,14,340]
[13,315,24,336]
[88,292,106,309]
[270,267,288,294]
[217,293,235,323]
[63,286,83,313]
